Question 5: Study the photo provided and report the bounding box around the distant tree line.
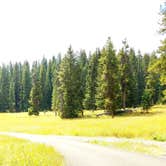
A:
[0,9,165,118]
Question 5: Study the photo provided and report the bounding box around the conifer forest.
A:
[0,7,165,119]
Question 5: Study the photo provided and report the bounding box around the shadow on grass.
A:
[79,109,165,119]
[126,111,164,117]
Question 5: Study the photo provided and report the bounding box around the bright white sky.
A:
[0,0,163,64]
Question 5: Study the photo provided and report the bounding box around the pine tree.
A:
[96,38,119,117]
[13,63,22,112]
[51,55,61,114]
[39,57,47,110]
[158,39,166,85]
[29,62,41,116]
[58,46,82,118]
[8,63,15,112]
[137,51,145,105]
[158,4,166,103]
[9,80,15,112]
[77,50,88,112]
[45,60,52,110]
[0,65,10,111]
[127,48,138,107]
[118,39,130,110]
[83,50,100,110]
[146,53,162,104]
[21,61,31,111]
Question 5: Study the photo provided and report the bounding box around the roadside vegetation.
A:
[89,140,166,156]
[0,135,64,166]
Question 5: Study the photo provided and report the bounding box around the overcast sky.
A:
[0,0,163,64]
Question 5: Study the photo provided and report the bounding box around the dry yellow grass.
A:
[0,105,166,141]
[0,135,64,166]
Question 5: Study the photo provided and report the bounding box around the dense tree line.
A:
[0,7,165,118]
[0,38,165,118]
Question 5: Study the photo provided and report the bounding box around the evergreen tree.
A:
[39,58,47,110]
[77,50,88,111]
[156,40,166,103]
[155,7,166,103]
[13,63,22,112]
[29,62,41,115]
[9,80,15,112]
[21,61,31,111]
[51,55,61,114]
[45,60,52,110]
[127,48,138,107]
[0,65,10,111]
[83,50,100,110]
[137,51,145,105]
[160,3,166,102]
[96,49,107,109]
[96,38,119,117]
[8,63,15,112]
[146,53,162,104]
[58,46,82,118]
[118,39,130,110]
[158,39,166,85]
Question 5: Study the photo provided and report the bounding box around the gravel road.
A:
[0,132,166,166]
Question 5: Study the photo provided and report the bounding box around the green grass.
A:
[0,105,166,141]
[89,140,166,156]
[0,135,64,166]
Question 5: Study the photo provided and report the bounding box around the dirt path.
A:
[0,132,166,166]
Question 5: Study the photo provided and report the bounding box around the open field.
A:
[0,135,64,166]
[0,105,166,141]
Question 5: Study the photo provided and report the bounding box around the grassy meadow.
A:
[0,105,166,141]
[0,135,64,166]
